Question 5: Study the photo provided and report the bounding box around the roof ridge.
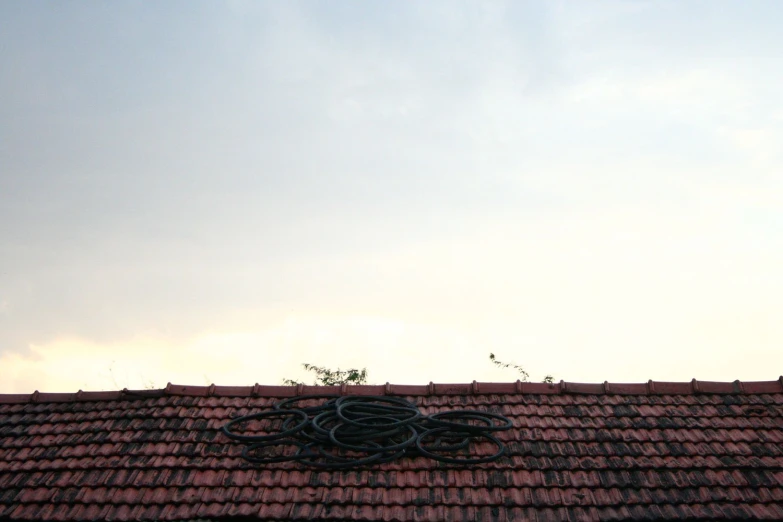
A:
[1,378,782,404]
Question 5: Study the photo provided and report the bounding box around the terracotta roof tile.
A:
[1,379,783,520]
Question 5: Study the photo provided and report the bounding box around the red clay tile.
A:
[468,382,511,394]
[210,385,253,397]
[763,503,783,519]
[199,486,233,503]
[743,379,783,394]
[8,504,44,520]
[0,394,31,404]
[2,380,783,520]
[106,504,135,521]
[648,381,694,394]
[695,380,742,394]
[139,486,173,505]
[190,468,225,487]
[53,504,88,522]
[223,502,257,517]
[603,382,650,394]
[563,382,605,394]
[194,502,231,518]
[170,486,204,503]
[230,486,261,503]
[79,391,124,401]
[387,384,428,395]
[165,384,210,397]
[521,381,563,394]
[160,503,197,521]
[337,504,373,521]
[431,383,471,395]
[256,502,294,519]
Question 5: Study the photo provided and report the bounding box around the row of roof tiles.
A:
[2,455,781,475]
[5,484,783,506]
[2,378,783,404]
[4,405,782,432]
[1,381,781,521]
[4,416,781,435]
[5,501,783,521]
[5,468,783,490]
[2,446,782,470]
[2,452,783,476]
[1,447,782,471]
[1,427,780,456]
[4,394,783,414]
[0,441,783,470]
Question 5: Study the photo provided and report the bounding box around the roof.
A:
[1,379,783,521]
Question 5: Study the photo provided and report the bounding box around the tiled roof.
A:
[1,379,783,521]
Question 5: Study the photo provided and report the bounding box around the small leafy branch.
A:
[489,353,554,384]
[283,363,368,386]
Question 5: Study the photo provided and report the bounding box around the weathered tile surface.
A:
[1,380,782,520]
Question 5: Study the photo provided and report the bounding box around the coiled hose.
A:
[221,395,512,468]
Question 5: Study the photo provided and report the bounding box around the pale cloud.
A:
[717,126,783,166]
[565,67,747,122]
[4,295,781,395]
[1,318,496,393]
[1,2,782,392]
[3,202,781,394]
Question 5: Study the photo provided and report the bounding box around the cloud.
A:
[3,201,782,393]
[716,125,783,168]
[0,316,503,394]
[1,2,782,390]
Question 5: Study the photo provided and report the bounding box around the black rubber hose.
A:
[274,394,339,414]
[329,422,418,453]
[426,410,513,432]
[221,409,309,442]
[416,428,506,464]
[222,395,512,468]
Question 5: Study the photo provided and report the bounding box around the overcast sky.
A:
[1,1,782,393]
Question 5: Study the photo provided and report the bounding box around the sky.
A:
[1,1,782,393]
